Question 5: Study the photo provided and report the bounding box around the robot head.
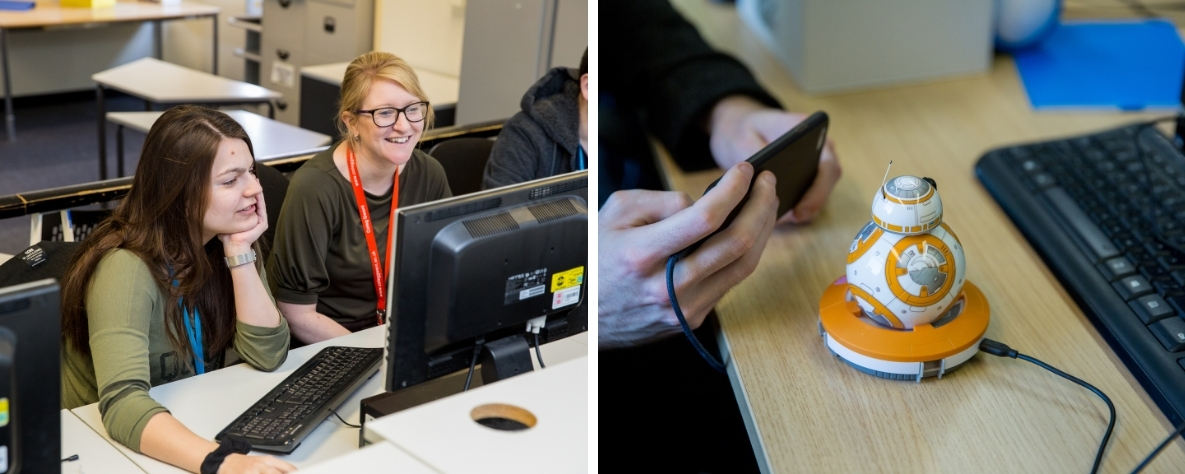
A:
[871,176,943,236]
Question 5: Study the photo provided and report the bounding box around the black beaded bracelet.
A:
[200,438,252,474]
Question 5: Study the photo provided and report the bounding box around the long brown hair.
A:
[61,105,259,361]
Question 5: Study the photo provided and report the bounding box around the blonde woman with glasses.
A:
[267,51,452,344]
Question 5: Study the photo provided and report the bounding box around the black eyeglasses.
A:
[356,102,430,127]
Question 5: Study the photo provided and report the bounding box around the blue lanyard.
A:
[576,146,586,171]
[172,279,205,375]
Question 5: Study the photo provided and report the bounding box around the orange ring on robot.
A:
[847,284,905,329]
[821,279,989,362]
[884,234,956,306]
[846,225,883,264]
[881,185,934,205]
[871,215,940,234]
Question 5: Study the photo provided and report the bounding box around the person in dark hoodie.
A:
[481,49,588,190]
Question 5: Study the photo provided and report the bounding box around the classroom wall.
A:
[6,25,153,97]
[6,0,247,97]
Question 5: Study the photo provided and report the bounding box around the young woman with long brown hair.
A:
[59,105,296,474]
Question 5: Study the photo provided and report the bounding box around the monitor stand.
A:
[479,334,534,384]
[359,334,535,447]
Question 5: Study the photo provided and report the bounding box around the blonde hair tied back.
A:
[338,51,434,141]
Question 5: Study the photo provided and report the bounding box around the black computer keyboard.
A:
[215,346,383,453]
[976,122,1185,426]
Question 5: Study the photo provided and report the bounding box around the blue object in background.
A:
[1013,20,1185,110]
[995,0,1061,51]
[0,0,33,11]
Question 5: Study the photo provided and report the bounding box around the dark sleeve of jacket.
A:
[604,0,780,171]
[482,112,547,190]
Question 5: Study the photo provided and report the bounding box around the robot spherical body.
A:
[845,176,966,329]
[818,175,989,382]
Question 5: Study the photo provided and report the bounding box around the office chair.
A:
[255,164,289,254]
[0,241,81,288]
[29,210,113,246]
[427,137,495,196]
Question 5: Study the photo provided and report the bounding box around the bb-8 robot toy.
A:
[818,174,990,381]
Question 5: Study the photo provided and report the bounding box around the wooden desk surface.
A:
[661,1,1185,472]
[0,0,219,29]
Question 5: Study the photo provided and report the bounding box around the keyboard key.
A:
[1098,257,1137,281]
[1043,188,1120,262]
[1130,295,1177,324]
[1114,276,1154,301]
[1150,317,1185,352]
[1154,279,1182,295]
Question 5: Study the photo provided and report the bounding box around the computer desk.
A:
[0,0,221,141]
[61,408,147,473]
[67,326,587,472]
[654,1,1185,473]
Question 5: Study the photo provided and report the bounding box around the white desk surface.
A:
[299,442,437,474]
[61,409,147,474]
[106,110,331,159]
[300,61,460,107]
[366,356,588,474]
[70,327,587,473]
[92,57,281,103]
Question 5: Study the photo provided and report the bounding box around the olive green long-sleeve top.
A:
[61,249,290,453]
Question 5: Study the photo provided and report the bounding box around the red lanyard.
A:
[346,145,399,327]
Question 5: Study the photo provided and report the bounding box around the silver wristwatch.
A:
[224,249,257,268]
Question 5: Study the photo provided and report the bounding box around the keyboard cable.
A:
[330,409,361,429]
[1131,419,1185,473]
[979,339,1115,474]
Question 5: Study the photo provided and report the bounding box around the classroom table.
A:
[364,356,588,473]
[92,57,282,179]
[646,1,1185,472]
[69,326,588,473]
[0,0,221,141]
[106,109,331,176]
[61,408,147,474]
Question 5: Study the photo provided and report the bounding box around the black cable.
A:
[1131,419,1185,473]
[979,339,1115,474]
[666,254,726,373]
[463,340,482,391]
[533,332,545,368]
[330,409,361,429]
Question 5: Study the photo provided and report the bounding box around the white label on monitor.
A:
[552,285,581,309]
[504,268,548,304]
[519,285,545,300]
[0,445,8,473]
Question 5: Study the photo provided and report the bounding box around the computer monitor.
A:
[0,279,61,473]
[384,170,588,392]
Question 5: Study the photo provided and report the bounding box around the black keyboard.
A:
[976,122,1185,427]
[215,346,383,453]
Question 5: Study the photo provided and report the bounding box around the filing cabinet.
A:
[260,0,374,126]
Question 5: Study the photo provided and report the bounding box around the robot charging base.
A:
[818,277,990,382]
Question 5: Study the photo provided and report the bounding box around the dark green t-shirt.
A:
[267,142,452,331]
